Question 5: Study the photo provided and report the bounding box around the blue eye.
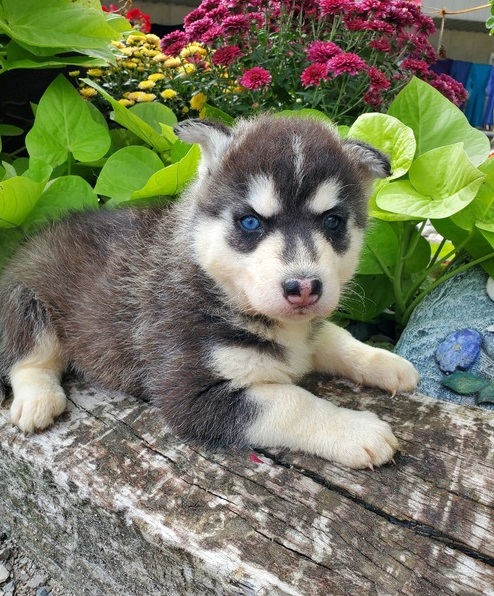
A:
[323,213,343,232]
[239,215,262,232]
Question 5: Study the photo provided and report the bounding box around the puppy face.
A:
[176,117,390,322]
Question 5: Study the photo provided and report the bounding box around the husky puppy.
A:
[0,116,418,469]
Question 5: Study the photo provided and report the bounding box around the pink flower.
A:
[220,14,251,36]
[369,38,392,53]
[160,30,188,56]
[367,66,390,90]
[300,63,329,87]
[239,67,272,90]
[307,41,342,63]
[212,45,242,66]
[183,7,207,28]
[318,0,353,16]
[401,58,430,75]
[187,16,215,39]
[327,52,367,77]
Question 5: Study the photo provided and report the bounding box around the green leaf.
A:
[0,124,22,136]
[388,78,490,166]
[94,146,165,202]
[25,75,111,168]
[82,78,172,155]
[377,146,484,219]
[357,219,398,275]
[476,384,494,405]
[404,232,432,273]
[451,157,494,232]
[339,274,395,322]
[348,113,416,180]
[21,176,98,233]
[0,175,44,227]
[129,103,178,132]
[441,372,490,395]
[130,143,201,201]
[0,227,25,272]
[201,103,235,125]
[274,108,333,125]
[0,0,129,54]
[2,39,108,71]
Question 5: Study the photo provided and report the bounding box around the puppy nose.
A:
[282,278,322,306]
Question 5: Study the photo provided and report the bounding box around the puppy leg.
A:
[9,332,67,433]
[312,321,419,394]
[245,384,398,468]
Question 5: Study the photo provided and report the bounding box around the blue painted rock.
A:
[395,266,494,409]
[435,329,482,373]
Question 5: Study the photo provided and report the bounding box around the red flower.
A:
[212,45,242,66]
[160,30,188,56]
[187,16,215,39]
[220,14,251,36]
[327,52,367,77]
[307,41,342,64]
[318,0,353,16]
[125,8,151,33]
[367,66,390,90]
[300,63,329,87]
[239,67,272,90]
[401,58,430,75]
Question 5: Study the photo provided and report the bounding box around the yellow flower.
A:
[86,68,103,77]
[182,106,190,114]
[190,92,207,111]
[118,98,135,107]
[138,80,156,90]
[127,91,156,103]
[153,53,170,63]
[177,63,196,77]
[180,43,207,58]
[111,41,125,49]
[68,70,80,77]
[120,47,134,57]
[121,61,137,69]
[79,87,98,98]
[127,34,146,45]
[161,89,178,100]
[148,73,165,82]
[145,34,161,45]
[163,57,182,69]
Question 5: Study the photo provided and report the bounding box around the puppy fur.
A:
[0,116,419,469]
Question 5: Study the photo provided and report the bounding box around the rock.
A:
[487,276,494,302]
[435,329,482,373]
[395,266,494,409]
[0,562,10,583]
[36,587,51,596]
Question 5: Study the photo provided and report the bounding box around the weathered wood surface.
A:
[0,376,493,596]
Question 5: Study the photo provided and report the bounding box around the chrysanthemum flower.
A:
[127,91,156,102]
[161,89,178,100]
[239,67,272,90]
[118,98,135,107]
[148,73,166,82]
[160,30,188,56]
[79,87,98,98]
[190,92,207,110]
[300,63,328,87]
[138,80,156,90]
[212,45,242,67]
[326,52,367,77]
[318,0,350,16]
[307,41,342,63]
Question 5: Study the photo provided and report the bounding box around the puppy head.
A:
[175,116,390,322]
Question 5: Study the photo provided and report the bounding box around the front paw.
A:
[360,348,419,394]
[330,409,399,469]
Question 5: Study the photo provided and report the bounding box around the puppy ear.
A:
[174,119,233,175]
[342,139,391,179]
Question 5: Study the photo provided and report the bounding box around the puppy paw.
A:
[359,348,419,395]
[330,409,399,469]
[11,386,66,433]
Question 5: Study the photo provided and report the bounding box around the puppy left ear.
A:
[343,139,391,179]
[174,119,233,176]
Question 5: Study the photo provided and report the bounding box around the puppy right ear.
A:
[174,119,232,176]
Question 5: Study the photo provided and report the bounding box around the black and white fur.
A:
[0,116,419,469]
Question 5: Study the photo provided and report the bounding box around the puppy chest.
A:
[209,337,313,388]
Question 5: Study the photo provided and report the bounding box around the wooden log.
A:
[0,376,493,595]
